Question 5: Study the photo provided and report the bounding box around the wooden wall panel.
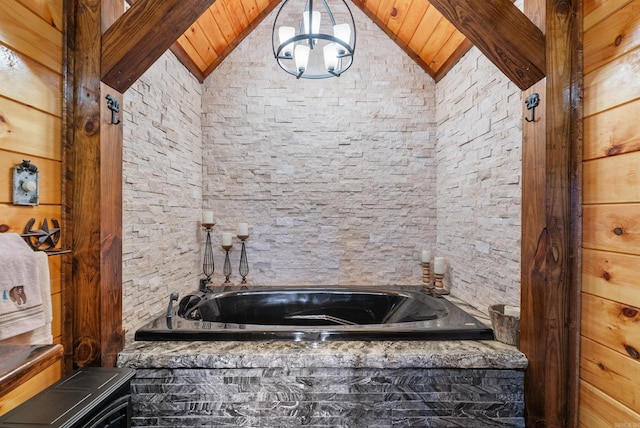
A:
[583,151,640,204]
[583,99,640,160]
[0,0,62,73]
[583,248,640,308]
[0,0,65,408]
[584,48,640,117]
[581,0,640,423]
[581,337,640,412]
[583,204,640,255]
[581,293,640,357]
[584,0,640,74]
[0,97,62,160]
[584,0,634,31]
[579,380,640,427]
[14,0,64,30]
[0,45,62,117]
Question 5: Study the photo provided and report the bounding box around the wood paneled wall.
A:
[581,0,640,424]
[0,0,64,408]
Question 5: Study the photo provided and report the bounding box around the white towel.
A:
[1,251,52,344]
[0,234,46,341]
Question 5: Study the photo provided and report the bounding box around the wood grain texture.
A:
[1,0,62,73]
[427,0,546,90]
[583,99,640,160]
[0,45,62,117]
[584,0,633,31]
[584,47,640,117]
[519,0,582,425]
[99,82,124,367]
[582,248,640,309]
[580,336,640,412]
[583,151,640,204]
[0,357,62,416]
[0,97,62,160]
[101,0,215,92]
[583,204,640,255]
[579,379,640,427]
[15,0,64,30]
[581,292,640,359]
[584,0,640,74]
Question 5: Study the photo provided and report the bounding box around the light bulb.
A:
[333,23,351,54]
[295,45,310,73]
[278,26,295,57]
[323,43,339,72]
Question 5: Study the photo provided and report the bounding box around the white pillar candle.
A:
[202,211,214,224]
[222,232,232,246]
[421,249,432,263]
[237,223,249,236]
[433,256,446,274]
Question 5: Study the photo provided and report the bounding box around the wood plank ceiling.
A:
[170,0,471,82]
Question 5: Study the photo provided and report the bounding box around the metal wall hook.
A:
[106,94,121,125]
[525,93,540,122]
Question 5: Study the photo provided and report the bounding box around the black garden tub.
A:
[134,286,494,342]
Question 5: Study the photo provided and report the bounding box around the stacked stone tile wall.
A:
[435,48,522,311]
[121,2,523,330]
[201,7,438,286]
[122,52,204,338]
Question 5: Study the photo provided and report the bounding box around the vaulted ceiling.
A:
[169,0,472,82]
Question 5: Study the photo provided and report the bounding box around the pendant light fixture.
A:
[272,0,356,79]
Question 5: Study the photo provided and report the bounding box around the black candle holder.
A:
[222,243,233,285]
[237,234,249,284]
[201,222,215,291]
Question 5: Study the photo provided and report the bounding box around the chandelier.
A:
[272,0,356,79]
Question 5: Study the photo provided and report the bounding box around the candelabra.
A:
[432,256,448,295]
[222,242,233,286]
[237,223,249,284]
[421,262,434,293]
[200,221,215,291]
[433,272,448,294]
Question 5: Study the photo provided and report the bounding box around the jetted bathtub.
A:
[134,286,494,341]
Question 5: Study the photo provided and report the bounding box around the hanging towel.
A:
[1,251,52,344]
[0,233,45,341]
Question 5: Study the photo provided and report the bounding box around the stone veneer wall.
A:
[435,47,522,311]
[130,367,524,427]
[201,7,437,286]
[122,51,204,338]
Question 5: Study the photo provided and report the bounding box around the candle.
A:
[202,211,214,225]
[237,222,249,236]
[421,249,432,263]
[433,257,445,274]
[222,232,232,246]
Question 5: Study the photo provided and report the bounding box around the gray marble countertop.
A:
[117,295,527,371]
[117,338,527,370]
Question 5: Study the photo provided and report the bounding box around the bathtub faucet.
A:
[199,277,210,292]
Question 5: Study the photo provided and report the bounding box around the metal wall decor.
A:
[106,94,121,125]
[525,93,540,122]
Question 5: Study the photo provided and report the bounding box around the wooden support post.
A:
[66,0,125,368]
[520,0,581,426]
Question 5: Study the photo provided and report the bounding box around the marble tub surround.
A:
[117,339,526,371]
[118,340,525,427]
[118,292,526,427]
[130,367,524,427]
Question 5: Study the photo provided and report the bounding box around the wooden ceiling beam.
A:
[101,0,215,92]
[427,0,546,90]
